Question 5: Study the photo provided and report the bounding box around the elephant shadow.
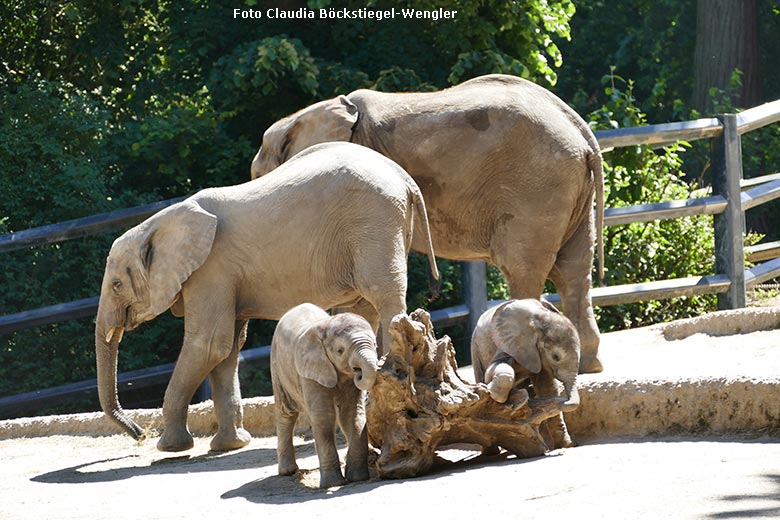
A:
[221,445,553,504]
[31,446,278,485]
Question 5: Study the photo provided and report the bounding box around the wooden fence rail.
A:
[2,99,780,418]
[0,198,185,254]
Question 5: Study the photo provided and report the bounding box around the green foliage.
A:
[209,35,319,105]
[587,75,717,330]
[0,78,188,400]
[117,89,253,197]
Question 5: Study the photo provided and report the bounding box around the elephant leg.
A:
[354,286,406,357]
[336,390,369,483]
[350,235,408,355]
[373,293,406,357]
[484,360,515,404]
[531,372,574,449]
[275,406,300,476]
[498,249,557,302]
[549,216,602,374]
[208,320,252,452]
[158,296,237,452]
[490,217,559,300]
[302,380,346,488]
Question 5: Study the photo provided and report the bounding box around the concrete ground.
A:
[1,306,779,519]
[3,433,780,520]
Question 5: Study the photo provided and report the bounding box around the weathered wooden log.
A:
[366,309,569,479]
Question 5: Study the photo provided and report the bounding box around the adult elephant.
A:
[95,142,438,452]
[251,74,605,373]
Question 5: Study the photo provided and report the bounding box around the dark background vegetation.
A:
[2,0,779,413]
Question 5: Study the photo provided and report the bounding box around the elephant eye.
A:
[552,353,561,363]
[112,280,123,292]
[337,347,344,355]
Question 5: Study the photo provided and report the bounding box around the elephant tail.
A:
[408,181,441,298]
[587,149,605,283]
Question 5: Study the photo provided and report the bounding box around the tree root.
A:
[366,309,569,479]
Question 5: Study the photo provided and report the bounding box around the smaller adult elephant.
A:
[95,142,438,453]
[471,299,580,449]
[271,303,379,488]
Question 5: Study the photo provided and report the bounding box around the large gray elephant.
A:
[471,298,580,449]
[251,74,605,373]
[271,303,379,488]
[95,142,438,452]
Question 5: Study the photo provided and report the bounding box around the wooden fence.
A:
[2,100,780,418]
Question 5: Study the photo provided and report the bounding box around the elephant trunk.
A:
[350,340,379,392]
[95,306,144,440]
[561,378,580,413]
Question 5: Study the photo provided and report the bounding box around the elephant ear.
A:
[540,298,561,315]
[138,201,217,318]
[288,95,358,157]
[294,324,339,388]
[490,300,542,374]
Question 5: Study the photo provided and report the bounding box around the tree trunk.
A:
[693,0,760,112]
[366,309,570,479]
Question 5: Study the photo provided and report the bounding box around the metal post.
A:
[712,113,746,309]
[461,261,488,340]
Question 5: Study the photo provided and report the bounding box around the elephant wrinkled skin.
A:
[95,142,438,452]
[471,299,581,449]
[271,303,379,488]
[252,74,605,374]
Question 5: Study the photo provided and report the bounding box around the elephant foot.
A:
[345,463,369,483]
[486,377,513,403]
[543,417,575,450]
[319,469,347,489]
[210,428,251,452]
[485,364,514,403]
[549,428,575,449]
[278,460,299,476]
[157,428,194,452]
[579,353,604,374]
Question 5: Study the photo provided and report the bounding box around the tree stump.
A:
[366,309,569,479]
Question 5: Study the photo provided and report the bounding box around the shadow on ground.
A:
[220,448,554,505]
[707,473,780,519]
[31,445,278,485]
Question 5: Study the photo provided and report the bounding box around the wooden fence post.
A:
[461,261,488,341]
[712,113,747,309]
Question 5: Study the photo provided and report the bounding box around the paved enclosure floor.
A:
[2,306,780,519]
[2,433,780,519]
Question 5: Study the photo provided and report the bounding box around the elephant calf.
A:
[271,303,379,488]
[94,141,438,453]
[471,299,581,449]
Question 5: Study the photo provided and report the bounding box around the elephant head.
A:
[490,299,581,412]
[294,313,379,392]
[251,95,358,179]
[95,201,217,439]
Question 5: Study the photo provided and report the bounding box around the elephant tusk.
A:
[105,327,125,344]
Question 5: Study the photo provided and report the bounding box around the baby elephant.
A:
[471,299,581,449]
[271,303,380,488]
